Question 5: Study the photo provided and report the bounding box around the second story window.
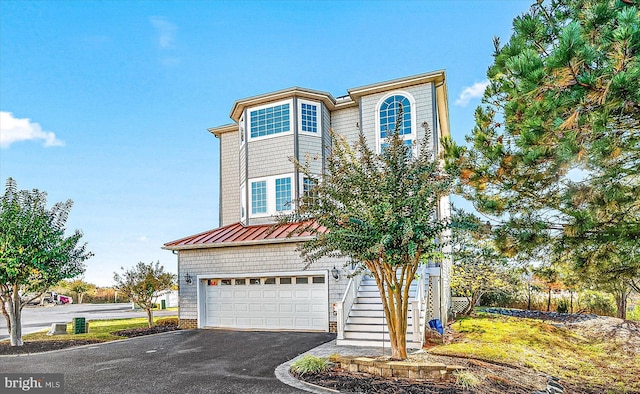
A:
[249,102,291,139]
[275,177,291,212]
[251,181,267,214]
[248,174,294,218]
[302,177,318,205]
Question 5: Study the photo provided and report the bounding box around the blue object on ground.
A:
[428,319,444,335]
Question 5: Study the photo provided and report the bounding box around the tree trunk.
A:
[570,291,573,314]
[463,296,474,315]
[368,260,413,360]
[79,293,84,304]
[1,295,12,334]
[9,284,23,346]
[615,291,628,320]
[146,308,154,328]
[547,288,551,312]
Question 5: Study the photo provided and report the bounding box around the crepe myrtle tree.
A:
[0,178,92,346]
[113,261,175,328]
[279,125,454,360]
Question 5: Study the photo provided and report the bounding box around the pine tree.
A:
[445,0,639,318]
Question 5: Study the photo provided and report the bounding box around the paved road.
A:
[0,329,336,394]
[0,303,176,340]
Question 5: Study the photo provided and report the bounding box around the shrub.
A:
[156,317,179,327]
[556,298,570,314]
[290,355,330,376]
[480,291,522,308]
[628,305,640,322]
[578,291,615,316]
[454,370,481,389]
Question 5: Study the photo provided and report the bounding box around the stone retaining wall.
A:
[329,355,465,381]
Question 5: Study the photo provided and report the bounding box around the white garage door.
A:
[204,274,328,331]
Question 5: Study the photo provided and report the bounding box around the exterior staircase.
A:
[336,275,428,348]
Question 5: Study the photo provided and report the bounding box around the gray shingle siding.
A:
[331,107,360,144]
[247,135,295,178]
[298,134,323,175]
[220,130,240,227]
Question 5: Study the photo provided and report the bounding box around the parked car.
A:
[24,291,72,305]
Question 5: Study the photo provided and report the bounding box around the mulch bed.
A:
[297,369,464,393]
[296,367,535,394]
[0,325,180,355]
[0,340,104,355]
[111,325,180,338]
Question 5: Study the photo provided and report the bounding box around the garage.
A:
[202,272,329,331]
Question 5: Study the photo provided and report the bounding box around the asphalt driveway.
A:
[0,329,335,394]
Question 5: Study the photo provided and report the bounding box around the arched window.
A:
[376,92,416,153]
[379,95,411,138]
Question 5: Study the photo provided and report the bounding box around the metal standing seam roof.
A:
[162,221,325,250]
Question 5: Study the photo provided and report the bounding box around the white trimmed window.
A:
[301,176,318,205]
[248,174,294,218]
[251,181,267,215]
[298,100,322,136]
[275,177,292,212]
[248,99,293,141]
[375,91,416,153]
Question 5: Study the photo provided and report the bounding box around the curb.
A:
[275,354,339,394]
[0,329,191,358]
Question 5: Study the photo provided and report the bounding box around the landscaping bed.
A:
[0,317,180,355]
[294,313,640,394]
[0,339,104,355]
[295,352,617,394]
[111,324,180,338]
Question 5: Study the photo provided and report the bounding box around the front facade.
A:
[164,71,452,344]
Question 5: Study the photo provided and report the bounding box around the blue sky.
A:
[0,0,532,286]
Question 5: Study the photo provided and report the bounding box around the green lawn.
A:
[23,316,178,342]
[430,313,639,392]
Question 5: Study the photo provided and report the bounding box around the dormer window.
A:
[376,92,416,153]
[249,100,292,141]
